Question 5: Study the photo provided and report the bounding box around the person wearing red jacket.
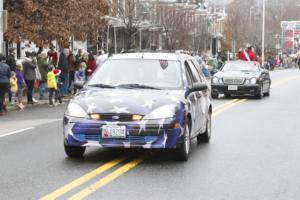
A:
[247,46,257,61]
[87,53,97,77]
[238,48,250,61]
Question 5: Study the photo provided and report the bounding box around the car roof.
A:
[109,52,193,61]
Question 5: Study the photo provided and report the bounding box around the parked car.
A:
[64,52,212,161]
[211,60,271,99]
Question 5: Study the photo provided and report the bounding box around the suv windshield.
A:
[221,62,260,72]
[87,59,183,89]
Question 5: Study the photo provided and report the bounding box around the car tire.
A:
[176,120,191,161]
[255,84,264,99]
[265,88,271,97]
[64,143,86,158]
[211,92,219,99]
[197,111,212,143]
[264,85,271,96]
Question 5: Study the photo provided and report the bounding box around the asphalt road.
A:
[1,69,300,200]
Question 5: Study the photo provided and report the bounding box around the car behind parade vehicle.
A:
[63,52,212,161]
[211,60,271,99]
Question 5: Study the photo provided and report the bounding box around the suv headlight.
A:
[213,77,222,84]
[144,105,176,120]
[250,78,257,84]
[213,77,219,84]
[65,103,89,118]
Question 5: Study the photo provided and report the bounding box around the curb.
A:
[7,98,71,112]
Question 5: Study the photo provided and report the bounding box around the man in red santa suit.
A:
[238,48,250,61]
[247,46,257,61]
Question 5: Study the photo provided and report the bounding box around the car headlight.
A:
[144,105,176,120]
[218,78,223,84]
[212,77,219,84]
[250,78,257,84]
[245,79,250,85]
[65,103,89,118]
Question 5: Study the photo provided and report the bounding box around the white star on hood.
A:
[133,91,142,98]
[87,103,96,113]
[169,96,179,102]
[110,106,129,113]
[143,99,155,109]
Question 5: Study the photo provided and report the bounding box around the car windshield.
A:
[221,62,260,72]
[87,59,183,89]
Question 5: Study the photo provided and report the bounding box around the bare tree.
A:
[108,0,150,49]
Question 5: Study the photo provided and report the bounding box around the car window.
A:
[222,62,259,72]
[187,60,201,83]
[185,65,193,87]
[88,59,183,89]
[191,59,206,82]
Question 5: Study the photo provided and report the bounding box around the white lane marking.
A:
[0,127,35,139]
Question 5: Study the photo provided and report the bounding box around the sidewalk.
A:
[6,93,72,112]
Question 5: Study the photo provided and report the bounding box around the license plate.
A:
[102,125,126,138]
[228,85,238,90]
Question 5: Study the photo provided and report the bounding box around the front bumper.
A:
[211,84,260,95]
[63,116,184,149]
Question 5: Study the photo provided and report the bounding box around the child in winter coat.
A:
[10,71,18,107]
[47,65,62,107]
[16,64,25,109]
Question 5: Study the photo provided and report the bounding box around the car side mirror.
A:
[188,83,208,95]
[74,82,85,90]
[210,69,218,76]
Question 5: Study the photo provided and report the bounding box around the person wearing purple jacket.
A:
[16,64,25,109]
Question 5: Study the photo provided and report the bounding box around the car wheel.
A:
[64,143,86,158]
[197,111,212,143]
[211,92,219,99]
[255,84,264,99]
[264,85,271,96]
[176,120,191,161]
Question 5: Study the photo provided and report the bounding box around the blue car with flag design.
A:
[64,52,212,161]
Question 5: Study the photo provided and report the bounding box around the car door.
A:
[188,60,208,131]
[186,60,206,136]
[184,61,200,136]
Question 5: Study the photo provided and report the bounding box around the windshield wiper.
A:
[87,84,116,88]
[117,84,161,90]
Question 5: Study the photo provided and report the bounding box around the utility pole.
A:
[262,0,265,63]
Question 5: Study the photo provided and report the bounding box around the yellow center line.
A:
[213,99,240,112]
[40,154,130,200]
[212,99,247,118]
[68,155,148,200]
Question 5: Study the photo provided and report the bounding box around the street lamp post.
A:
[262,0,265,64]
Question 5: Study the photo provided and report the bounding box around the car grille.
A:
[75,134,158,144]
[100,114,140,122]
[223,78,245,85]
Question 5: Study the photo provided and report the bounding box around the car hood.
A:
[215,71,260,79]
[71,88,185,116]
